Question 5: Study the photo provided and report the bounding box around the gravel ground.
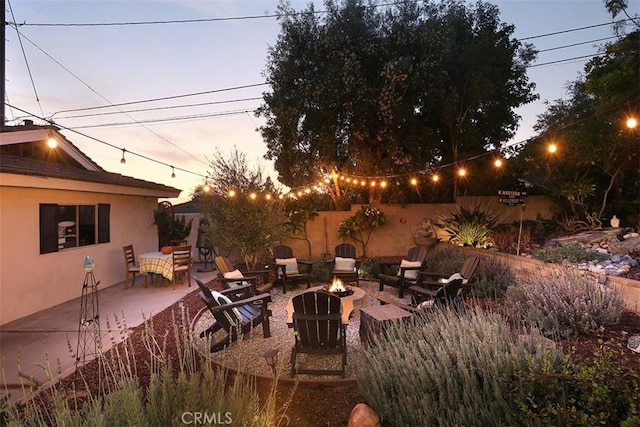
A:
[192,280,406,380]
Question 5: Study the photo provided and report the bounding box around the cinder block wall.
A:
[283,195,557,259]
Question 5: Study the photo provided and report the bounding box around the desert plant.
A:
[337,205,387,257]
[358,307,564,426]
[504,268,625,337]
[358,257,381,279]
[533,242,610,264]
[437,204,499,247]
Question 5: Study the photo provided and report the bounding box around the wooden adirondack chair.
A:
[409,277,465,309]
[378,246,429,298]
[272,245,313,293]
[326,243,360,285]
[214,256,272,294]
[194,276,272,352]
[290,291,347,377]
[417,256,480,291]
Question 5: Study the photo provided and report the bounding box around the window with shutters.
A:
[39,203,110,254]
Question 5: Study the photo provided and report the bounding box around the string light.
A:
[203,181,210,192]
[458,168,466,177]
[626,117,637,129]
[171,166,176,178]
[548,143,557,154]
[46,131,57,148]
[494,158,503,168]
[410,178,418,186]
[249,192,257,200]
[432,174,439,182]
[228,189,235,197]
[120,149,126,169]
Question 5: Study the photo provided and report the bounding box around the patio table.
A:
[139,251,174,282]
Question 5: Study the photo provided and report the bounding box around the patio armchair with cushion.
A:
[194,276,272,352]
[326,243,360,286]
[409,275,465,310]
[214,256,273,294]
[378,246,429,298]
[272,245,313,294]
[416,256,479,291]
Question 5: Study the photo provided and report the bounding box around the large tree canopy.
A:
[511,30,639,229]
[257,0,537,206]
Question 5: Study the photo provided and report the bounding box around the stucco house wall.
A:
[0,124,180,325]
[0,185,163,325]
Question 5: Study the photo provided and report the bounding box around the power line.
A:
[50,84,267,116]
[55,97,263,120]
[5,103,208,179]
[10,26,209,168]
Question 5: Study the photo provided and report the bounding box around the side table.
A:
[359,304,413,346]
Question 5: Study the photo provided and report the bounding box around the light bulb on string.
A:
[494,158,503,168]
[432,174,439,182]
[410,178,418,186]
[626,117,637,129]
[171,166,176,179]
[120,149,126,169]
[46,131,57,149]
[458,168,466,177]
[380,181,387,188]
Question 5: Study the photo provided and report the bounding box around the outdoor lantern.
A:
[263,348,279,375]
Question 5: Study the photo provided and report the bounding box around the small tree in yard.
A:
[338,205,387,258]
[200,149,285,269]
[283,202,319,259]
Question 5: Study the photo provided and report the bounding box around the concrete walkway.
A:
[0,265,218,404]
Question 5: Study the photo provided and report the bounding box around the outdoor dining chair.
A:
[122,244,146,288]
[171,245,192,289]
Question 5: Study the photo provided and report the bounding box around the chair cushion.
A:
[223,269,246,288]
[210,290,242,324]
[275,257,299,275]
[397,260,422,280]
[334,257,356,271]
[447,272,467,284]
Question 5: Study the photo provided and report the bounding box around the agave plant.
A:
[437,205,499,247]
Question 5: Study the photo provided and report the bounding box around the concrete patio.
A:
[0,264,217,404]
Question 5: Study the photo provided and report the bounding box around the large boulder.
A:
[348,403,380,427]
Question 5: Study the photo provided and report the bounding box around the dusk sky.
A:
[5,1,638,204]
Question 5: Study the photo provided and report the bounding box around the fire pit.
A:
[322,277,355,298]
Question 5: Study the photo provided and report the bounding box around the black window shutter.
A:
[40,204,58,254]
[98,204,110,243]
